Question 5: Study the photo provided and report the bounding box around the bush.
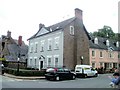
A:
[4,67,46,76]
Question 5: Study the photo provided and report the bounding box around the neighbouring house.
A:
[0,31,28,62]
[89,36,120,70]
[27,8,91,70]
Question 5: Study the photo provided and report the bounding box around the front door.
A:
[40,61,43,69]
[39,61,43,70]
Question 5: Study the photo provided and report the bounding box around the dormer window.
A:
[50,28,53,32]
[94,37,98,44]
[116,41,119,47]
[106,40,109,47]
[70,26,74,35]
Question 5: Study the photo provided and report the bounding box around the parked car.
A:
[75,65,98,78]
[45,67,76,81]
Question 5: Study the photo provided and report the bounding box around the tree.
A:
[92,25,116,39]
[114,33,120,41]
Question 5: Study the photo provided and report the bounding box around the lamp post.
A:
[17,53,20,75]
[81,56,84,65]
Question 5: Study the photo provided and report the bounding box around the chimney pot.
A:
[18,36,22,46]
[7,31,11,37]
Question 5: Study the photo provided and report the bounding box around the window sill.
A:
[40,50,44,52]
[54,48,59,50]
[47,49,52,51]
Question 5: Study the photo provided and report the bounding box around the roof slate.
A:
[89,36,120,51]
[28,17,76,40]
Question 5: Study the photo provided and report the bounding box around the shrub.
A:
[4,67,46,76]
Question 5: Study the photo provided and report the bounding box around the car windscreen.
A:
[76,67,82,69]
[46,68,56,72]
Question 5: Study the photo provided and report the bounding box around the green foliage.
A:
[91,25,119,41]
[4,67,46,76]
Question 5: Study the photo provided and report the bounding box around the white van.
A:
[75,65,98,77]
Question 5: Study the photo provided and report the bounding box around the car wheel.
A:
[95,73,98,77]
[72,75,76,80]
[84,74,87,78]
[56,76,60,81]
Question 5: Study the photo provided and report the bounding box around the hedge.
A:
[4,67,46,76]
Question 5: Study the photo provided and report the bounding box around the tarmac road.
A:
[1,74,113,88]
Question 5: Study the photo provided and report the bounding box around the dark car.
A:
[45,67,76,81]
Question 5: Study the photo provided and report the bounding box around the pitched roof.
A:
[47,17,76,31]
[6,44,28,61]
[28,17,76,40]
[1,35,28,61]
[89,36,120,51]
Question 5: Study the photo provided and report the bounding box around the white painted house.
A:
[28,25,64,70]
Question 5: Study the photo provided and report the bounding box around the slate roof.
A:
[1,35,28,61]
[6,43,28,61]
[89,36,120,51]
[28,17,76,40]
[47,17,76,31]
[28,17,91,40]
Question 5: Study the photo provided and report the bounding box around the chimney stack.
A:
[18,36,22,46]
[39,23,45,29]
[7,31,11,37]
[75,8,83,20]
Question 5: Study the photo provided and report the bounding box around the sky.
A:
[0,0,119,45]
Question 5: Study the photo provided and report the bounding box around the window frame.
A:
[54,37,59,50]
[100,51,103,58]
[48,38,52,51]
[70,26,74,35]
[47,56,52,67]
[54,55,59,67]
[40,40,45,52]
[92,50,95,57]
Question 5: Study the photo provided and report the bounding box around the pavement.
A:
[3,73,45,80]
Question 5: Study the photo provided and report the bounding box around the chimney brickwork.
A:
[18,36,22,46]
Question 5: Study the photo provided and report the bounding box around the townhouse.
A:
[89,36,120,70]
[27,8,90,70]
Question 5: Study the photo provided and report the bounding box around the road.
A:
[1,74,113,88]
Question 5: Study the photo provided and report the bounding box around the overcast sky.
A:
[0,0,119,44]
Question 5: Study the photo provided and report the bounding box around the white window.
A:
[35,59,37,67]
[29,58,32,66]
[54,37,59,50]
[116,41,119,47]
[35,43,38,53]
[100,62,103,67]
[109,63,112,68]
[92,50,95,57]
[47,56,52,67]
[30,47,33,53]
[54,55,59,67]
[30,43,33,53]
[48,39,52,50]
[106,63,112,69]
[106,40,109,47]
[40,40,45,52]
[70,26,74,35]
[109,52,114,58]
[94,37,98,44]
[100,51,103,58]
